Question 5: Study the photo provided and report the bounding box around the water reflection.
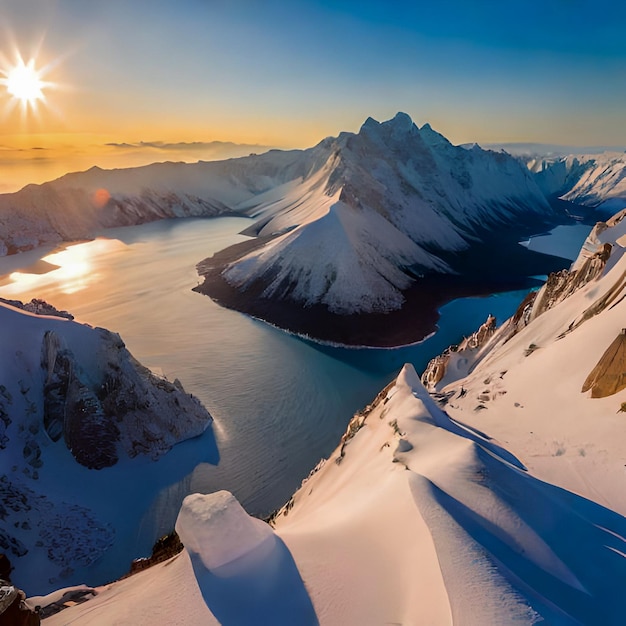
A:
[3,238,126,296]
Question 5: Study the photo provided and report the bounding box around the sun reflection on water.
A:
[3,238,126,296]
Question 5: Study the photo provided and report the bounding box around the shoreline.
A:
[194,233,570,349]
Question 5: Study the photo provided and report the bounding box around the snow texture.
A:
[535,151,626,210]
[175,491,318,625]
[175,491,273,571]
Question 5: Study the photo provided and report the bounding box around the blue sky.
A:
[0,0,625,151]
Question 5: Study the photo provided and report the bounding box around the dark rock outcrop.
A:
[41,326,211,469]
[0,298,74,320]
[421,315,497,391]
[531,242,612,320]
[0,579,39,626]
[127,531,184,576]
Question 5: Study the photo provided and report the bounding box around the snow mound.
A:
[175,491,273,571]
[224,198,449,314]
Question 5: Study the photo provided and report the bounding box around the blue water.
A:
[0,217,591,535]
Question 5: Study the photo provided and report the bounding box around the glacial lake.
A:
[0,217,591,535]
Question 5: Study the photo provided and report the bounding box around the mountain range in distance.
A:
[462,141,626,157]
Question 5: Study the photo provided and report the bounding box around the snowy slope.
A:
[534,151,626,212]
[42,209,626,625]
[0,300,212,595]
[422,208,626,516]
[43,362,626,625]
[213,113,554,315]
[0,148,316,255]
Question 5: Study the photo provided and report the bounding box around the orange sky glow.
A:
[1,0,626,192]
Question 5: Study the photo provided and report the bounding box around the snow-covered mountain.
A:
[0,148,315,255]
[0,299,212,595]
[42,209,626,624]
[0,114,553,267]
[463,141,626,158]
[531,152,626,213]
[200,113,554,317]
[0,113,566,345]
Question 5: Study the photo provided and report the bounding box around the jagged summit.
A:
[357,114,450,149]
[200,114,553,323]
[359,111,415,136]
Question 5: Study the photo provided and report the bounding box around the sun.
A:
[6,59,44,104]
[0,49,56,117]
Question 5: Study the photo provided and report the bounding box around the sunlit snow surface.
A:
[175,491,318,625]
[43,363,626,625]
[176,492,274,571]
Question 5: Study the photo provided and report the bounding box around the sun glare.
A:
[6,59,44,103]
[0,49,57,118]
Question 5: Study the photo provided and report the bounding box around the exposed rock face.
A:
[128,531,183,576]
[0,299,74,320]
[421,239,613,394]
[41,328,211,469]
[0,579,39,626]
[531,242,612,321]
[421,315,497,391]
[0,301,216,594]
[582,331,626,398]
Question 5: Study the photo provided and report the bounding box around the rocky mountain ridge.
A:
[0,299,212,595]
[207,113,555,317]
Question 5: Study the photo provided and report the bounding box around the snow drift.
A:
[175,491,274,571]
[174,491,318,625]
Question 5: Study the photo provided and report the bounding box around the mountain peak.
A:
[388,111,414,130]
[418,122,452,149]
[358,113,416,143]
[360,116,380,133]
